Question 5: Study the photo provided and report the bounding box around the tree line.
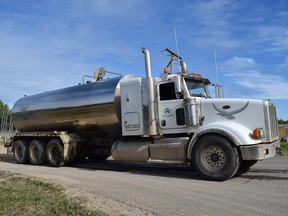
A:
[0,100,10,121]
[278,119,288,125]
[0,100,12,132]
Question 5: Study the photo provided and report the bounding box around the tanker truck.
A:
[9,48,280,181]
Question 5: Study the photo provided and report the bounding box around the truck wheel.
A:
[192,134,240,181]
[29,140,46,165]
[13,140,29,164]
[46,139,64,167]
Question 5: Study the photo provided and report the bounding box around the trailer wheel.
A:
[46,139,64,167]
[29,139,46,165]
[192,134,240,181]
[13,140,29,164]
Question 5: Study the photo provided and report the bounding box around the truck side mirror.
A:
[174,75,182,93]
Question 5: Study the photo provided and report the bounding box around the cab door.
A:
[157,82,186,131]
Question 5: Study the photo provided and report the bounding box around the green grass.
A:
[280,142,288,156]
[0,172,107,216]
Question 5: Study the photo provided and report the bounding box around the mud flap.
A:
[60,134,81,162]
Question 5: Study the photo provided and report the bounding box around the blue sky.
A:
[0,0,287,120]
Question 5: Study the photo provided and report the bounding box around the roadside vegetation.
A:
[280,142,288,156]
[0,171,106,216]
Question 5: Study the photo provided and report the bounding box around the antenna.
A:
[214,51,219,84]
[213,51,224,98]
[174,26,181,72]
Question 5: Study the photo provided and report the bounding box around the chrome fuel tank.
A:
[12,75,135,132]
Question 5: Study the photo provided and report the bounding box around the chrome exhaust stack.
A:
[142,48,152,78]
[142,48,157,135]
[180,60,188,74]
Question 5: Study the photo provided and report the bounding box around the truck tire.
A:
[192,134,240,181]
[46,139,64,167]
[13,140,29,164]
[29,139,46,165]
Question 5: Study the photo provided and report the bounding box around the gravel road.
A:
[0,145,287,216]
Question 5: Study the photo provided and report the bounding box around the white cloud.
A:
[178,0,242,50]
[282,56,288,66]
[225,57,255,67]
[222,57,288,99]
[257,28,288,52]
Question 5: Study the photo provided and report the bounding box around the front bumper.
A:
[239,140,280,160]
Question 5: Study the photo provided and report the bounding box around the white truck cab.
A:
[116,48,280,180]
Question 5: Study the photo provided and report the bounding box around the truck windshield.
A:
[185,79,210,98]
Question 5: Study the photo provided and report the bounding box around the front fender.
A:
[187,121,260,159]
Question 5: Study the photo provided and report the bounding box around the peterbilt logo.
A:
[212,101,249,120]
[163,108,172,114]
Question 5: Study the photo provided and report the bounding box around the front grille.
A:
[268,103,279,139]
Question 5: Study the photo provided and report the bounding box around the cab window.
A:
[159,82,177,100]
